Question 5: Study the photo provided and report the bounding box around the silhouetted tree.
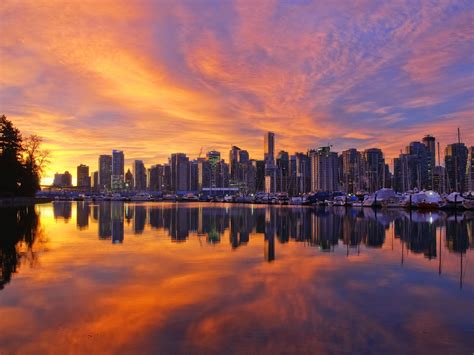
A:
[0,115,49,197]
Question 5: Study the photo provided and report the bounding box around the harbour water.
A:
[0,202,473,354]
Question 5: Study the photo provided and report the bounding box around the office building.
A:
[111,150,125,191]
[362,148,385,193]
[340,149,362,194]
[445,143,468,192]
[98,155,112,190]
[53,171,72,187]
[310,147,339,192]
[465,146,474,192]
[133,160,147,191]
[76,164,90,188]
[170,153,189,192]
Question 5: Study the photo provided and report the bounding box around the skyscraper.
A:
[207,151,221,188]
[276,150,289,193]
[148,164,164,191]
[98,155,112,190]
[125,169,134,190]
[111,150,124,191]
[264,132,276,193]
[170,153,189,192]
[340,149,362,194]
[422,135,436,189]
[229,146,241,181]
[466,146,474,192]
[133,160,146,191]
[310,146,339,192]
[445,143,468,192]
[76,164,90,188]
[362,148,385,193]
[264,131,275,166]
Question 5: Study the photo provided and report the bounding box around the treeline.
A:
[0,115,49,197]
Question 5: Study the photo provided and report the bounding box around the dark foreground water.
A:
[0,202,473,354]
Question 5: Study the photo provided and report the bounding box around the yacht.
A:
[130,193,151,201]
[363,188,396,207]
[440,192,464,209]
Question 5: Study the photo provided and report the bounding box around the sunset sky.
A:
[1,0,473,184]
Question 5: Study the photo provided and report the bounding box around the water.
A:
[0,202,473,354]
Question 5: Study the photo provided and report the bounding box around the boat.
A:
[182,193,199,201]
[290,196,304,205]
[363,188,396,207]
[440,192,464,209]
[416,191,441,209]
[130,193,151,201]
[462,193,474,210]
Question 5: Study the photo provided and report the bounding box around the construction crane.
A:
[197,146,203,159]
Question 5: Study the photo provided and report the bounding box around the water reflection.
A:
[53,202,474,255]
[2,202,473,289]
[1,202,473,353]
[0,206,44,290]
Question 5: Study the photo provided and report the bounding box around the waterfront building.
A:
[433,166,446,194]
[445,143,468,192]
[276,151,290,193]
[76,164,90,188]
[310,146,339,192]
[422,135,436,189]
[170,153,189,192]
[98,155,112,190]
[362,148,385,193]
[111,150,124,191]
[189,160,199,191]
[466,146,474,192]
[133,160,147,191]
[125,169,134,190]
[148,164,164,191]
[264,132,277,193]
[91,171,99,191]
[340,149,363,194]
[53,171,72,187]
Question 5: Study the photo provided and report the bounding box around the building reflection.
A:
[82,203,473,259]
[2,202,473,292]
[53,201,72,221]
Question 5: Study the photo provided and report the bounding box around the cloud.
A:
[0,0,472,183]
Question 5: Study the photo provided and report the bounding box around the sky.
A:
[1,0,473,184]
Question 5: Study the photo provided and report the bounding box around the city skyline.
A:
[51,131,473,195]
[1,1,473,185]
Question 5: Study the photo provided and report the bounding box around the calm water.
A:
[0,202,473,354]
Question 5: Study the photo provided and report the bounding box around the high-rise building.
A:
[133,160,146,191]
[433,166,446,194]
[264,132,275,166]
[422,135,436,189]
[445,143,468,192]
[253,160,265,192]
[340,149,362,194]
[170,153,189,192]
[264,132,277,193]
[111,150,125,191]
[406,141,429,190]
[362,148,385,193]
[91,171,99,191]
[467,146,474,192]
[76,164,90,188]
[310,147,339,192]
[125,169,134,190]
[148,164,164,191]
[189,160,199,191]
[229,146,241,181]
[53,171,72,187]
[276,151,289,193]
[98,155,112,190]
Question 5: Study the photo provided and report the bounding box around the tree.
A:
[0,115,24,197]
[0,115,49,197]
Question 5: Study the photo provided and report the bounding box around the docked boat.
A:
[462,193,474,210]
[130,193,151,201]
[440,192,464,209]
[363,188,396,207]
[416,191,441,209]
